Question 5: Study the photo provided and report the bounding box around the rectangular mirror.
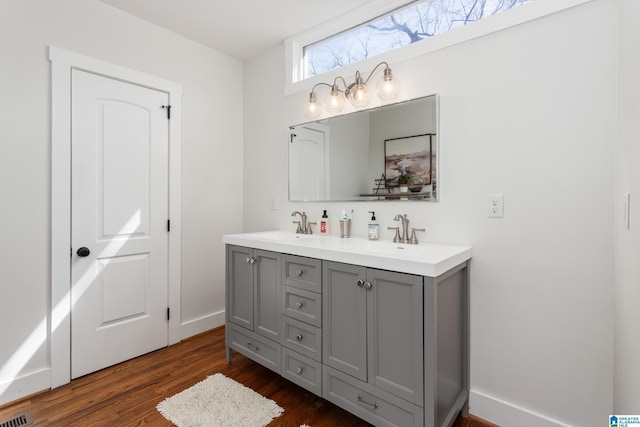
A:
[288,94,438,202]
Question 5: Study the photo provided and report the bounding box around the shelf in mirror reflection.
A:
[359,191,432,200]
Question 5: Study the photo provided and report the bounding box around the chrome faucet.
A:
[393,214,410,243]
[291,211,314,234]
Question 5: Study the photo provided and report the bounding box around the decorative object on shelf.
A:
[303,62,400,119]
[384,133,433,190]
[397,174,410,199]
[397,173,410,193]
[408,175,425,193]
[373,174,391,196]
[360,172,432,199]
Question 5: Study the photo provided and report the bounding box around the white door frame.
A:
[49,46,182,388]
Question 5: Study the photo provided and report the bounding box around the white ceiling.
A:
[99,0,373,60]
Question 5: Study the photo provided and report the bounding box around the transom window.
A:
[303,0,531,79]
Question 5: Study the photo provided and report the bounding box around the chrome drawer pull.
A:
[296,269,303,277]
[357,395,379,410]
[295,301,304,309]
[296,366,304,374]
[296,334,303,342]
[246,342,259,352]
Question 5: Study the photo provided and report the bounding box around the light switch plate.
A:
[623,192,630,229]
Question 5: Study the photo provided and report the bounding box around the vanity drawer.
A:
[283,255,322,293]
[323,367,423,427]
[282,285,321,327]
[282,316,321,361]
[282,348,322,396]
[228,323,281,374]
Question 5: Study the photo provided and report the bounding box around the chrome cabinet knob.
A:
[357,279,365,288]
[296,334,303,342]
[363,281,372,290]
[296,367,304,375]
[296,269,303,277]
[295,301,304,309]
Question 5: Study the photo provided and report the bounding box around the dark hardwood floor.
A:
[0,327,496,426]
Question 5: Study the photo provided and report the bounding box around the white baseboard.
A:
[470,390,570,427]
[180,310,225,340]
[0,367,50,406]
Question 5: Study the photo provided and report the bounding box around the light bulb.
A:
[377,68,400,101]
[347,71,371,109]
[324,85,345,113]
[348,83,371,108]
[303,92,321,120]
[349,83,371,108]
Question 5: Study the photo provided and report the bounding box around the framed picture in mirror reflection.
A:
[384,133,433,187]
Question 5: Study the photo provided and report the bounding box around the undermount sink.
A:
[239,230,316,242]
[339,238,458,259]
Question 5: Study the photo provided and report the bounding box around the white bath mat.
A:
[157,373,284,427]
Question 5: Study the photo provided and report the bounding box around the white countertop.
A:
[223,230,472,277]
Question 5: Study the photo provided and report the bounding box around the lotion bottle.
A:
[368,211,379,240]
[320,210,330,235]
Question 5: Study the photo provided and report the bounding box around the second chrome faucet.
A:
[388,213,425,244]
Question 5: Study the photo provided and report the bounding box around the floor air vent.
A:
[0,412,33,427]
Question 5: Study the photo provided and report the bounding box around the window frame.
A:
[284,0,595,96]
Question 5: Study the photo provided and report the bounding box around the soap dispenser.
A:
[320,210,330,235]
[368,211,379,240]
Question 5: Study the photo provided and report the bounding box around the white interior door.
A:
[289,125,328,201]
[71,69,169,378]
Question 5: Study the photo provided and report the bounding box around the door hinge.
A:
[167,219,170,232]
[161,105,171,119]
[167,307,170,320]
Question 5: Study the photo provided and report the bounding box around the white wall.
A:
[0,0,242,403]
[243,1,617,425]
[614,0,640,413]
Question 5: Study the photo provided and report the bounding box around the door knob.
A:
[76,247,91,257]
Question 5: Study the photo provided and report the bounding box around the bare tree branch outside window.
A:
[304,0,531,78]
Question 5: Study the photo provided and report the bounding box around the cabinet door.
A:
[227,245,254,329]
[367,269,423,405]
[323,261,367,381]
[254,249,281,341]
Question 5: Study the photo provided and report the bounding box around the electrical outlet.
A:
[488,194,504,218]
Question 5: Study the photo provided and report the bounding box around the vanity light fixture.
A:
[303,62,400,119]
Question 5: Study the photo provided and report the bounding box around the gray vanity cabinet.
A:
[323,261,424,426]
[225,239,470,427]
[226,245,282,373]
